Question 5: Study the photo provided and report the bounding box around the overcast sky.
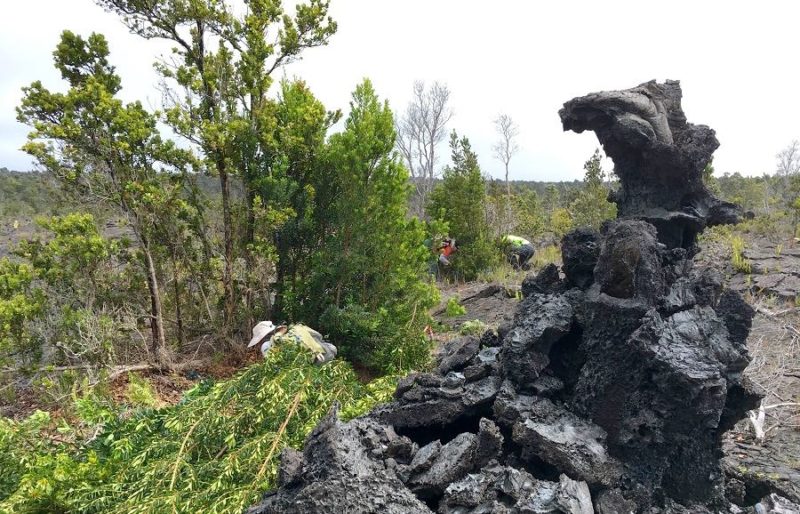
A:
[1,0,799,181]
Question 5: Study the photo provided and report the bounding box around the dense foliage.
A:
[10,11,436,374]
[0,343,396,514]
[428,132,499,280]
[307,80,438,372]
[570,148,617,230]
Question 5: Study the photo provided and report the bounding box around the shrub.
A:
[445,297,467,317]
[459,319,486,336]
[428,132,499,281]
[125,373,159,408]
[549,208,574,239]
[301,81,438,375]
[730,235,752,274]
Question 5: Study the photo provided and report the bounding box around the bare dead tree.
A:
[776,140,800,176]
[491,114,521,233]
[396,81,453,218]
[492,113,521,198]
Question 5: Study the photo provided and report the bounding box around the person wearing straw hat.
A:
[247,321,337,364]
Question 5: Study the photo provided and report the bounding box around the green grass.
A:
[730,235,752,274]
[532,244,561,270]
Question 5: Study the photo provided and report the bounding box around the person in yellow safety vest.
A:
[247,321,338,364]
[502,235,535,270]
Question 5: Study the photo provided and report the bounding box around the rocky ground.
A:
[694,231,800,504]
[429,235,800,508]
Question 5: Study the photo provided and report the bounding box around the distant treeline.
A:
[0,167,782,220]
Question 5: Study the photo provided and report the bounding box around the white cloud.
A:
[2,0,798,179]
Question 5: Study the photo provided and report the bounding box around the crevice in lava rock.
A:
[546,323,584,400]
[742,481,772,507]
[398,404,493,447]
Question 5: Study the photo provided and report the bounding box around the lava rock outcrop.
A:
[247,82,797,514]
[559,79,741,250]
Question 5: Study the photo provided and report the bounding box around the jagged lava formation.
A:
[560,79,741,251]
[247,81,799,513]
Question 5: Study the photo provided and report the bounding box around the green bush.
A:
[549,208,574,239]
[737,212,789,238]
[459,319,486,336]
[320,302,434,374]
[0,410,53,502]
[445,296,467,317]
[296,80,438,375]
[125,373,158,408]
[569,149,617,230]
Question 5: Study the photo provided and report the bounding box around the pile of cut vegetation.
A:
[0,343,396,514]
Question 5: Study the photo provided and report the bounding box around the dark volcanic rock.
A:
[595,489,637,514]
[716,289,756,347]
[248,407,429,514]
[562,228,601,289]
[574,301,757,507]
[249,82,799,514]
[559,79,740,250]
[408,432,478,499]
[594,220,666,302]
[276,448,303,487]
[374,374,501,432]
[522,262,565,297]
[437,335,480,374]
[475,417,503,467]
[506,395,623,487]
[500,293,574,388]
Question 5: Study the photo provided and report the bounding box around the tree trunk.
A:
[505,162,512,232]
[142,236,168,367]
[505,162,510,198]
[219,161,236,335]
[171,250,184,347]
[244,183,256,331]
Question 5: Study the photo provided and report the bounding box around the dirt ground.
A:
[720,307,800,502]
[694,232,800,501]
[0,348,260,420]
[433,281,520,332]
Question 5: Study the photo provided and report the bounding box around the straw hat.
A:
[247,321,281,348]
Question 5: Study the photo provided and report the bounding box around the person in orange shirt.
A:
[438,237,456,266]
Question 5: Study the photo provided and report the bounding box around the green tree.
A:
[717,172,771,214]
[549,207,574,239]
[702,158,722,195]
[570,148,617,230]
[543,183,561,216]
[259,80,339,321]
[96,0,338,336]
[428,131,498,280]
[0,259,44,365]
[13,214,138,366]
[514,189,546,239]
[18,31,194,366]
[307,80,437,372]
